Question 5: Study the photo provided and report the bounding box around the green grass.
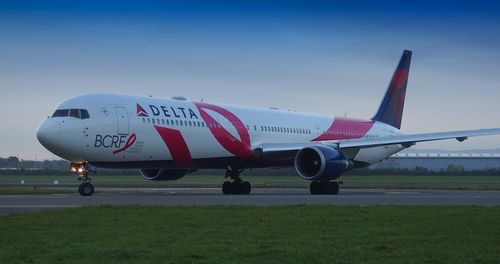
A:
[1,206,500,263]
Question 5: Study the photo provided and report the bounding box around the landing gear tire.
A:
[230,182,241,194]
[241,181,251,195]
[327,181,339,194]
[310,181,339,195]
[310,181,321,195]
[222,167,251,195]
[222,181,232,194]
[79,182,94,196]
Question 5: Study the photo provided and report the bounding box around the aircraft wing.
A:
[253,128,500,161]
[338,128,500,148]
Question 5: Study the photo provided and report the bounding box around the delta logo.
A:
[136,103,199,119]
[137,104,149,117]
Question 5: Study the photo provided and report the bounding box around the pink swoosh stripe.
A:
[312,117,374,141]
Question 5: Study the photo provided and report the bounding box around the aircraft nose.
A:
[37,119,61,151]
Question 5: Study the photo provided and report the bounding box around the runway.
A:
[1,188,500,216]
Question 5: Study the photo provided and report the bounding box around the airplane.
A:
[37,50,500,196]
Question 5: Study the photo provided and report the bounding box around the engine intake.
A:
[140,169,187,181]
[294,146,348,181]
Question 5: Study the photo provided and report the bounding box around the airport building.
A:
[372,153,500,171]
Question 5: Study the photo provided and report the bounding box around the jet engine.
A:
[140,169,187,181]
[294,146,349,181]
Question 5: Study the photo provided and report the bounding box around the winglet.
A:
[372,50,412,129]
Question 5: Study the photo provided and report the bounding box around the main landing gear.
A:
[222,167,251,195]
[70,162,94,196]
[310,181,340,195]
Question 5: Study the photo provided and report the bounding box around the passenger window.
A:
[52,109,69,117]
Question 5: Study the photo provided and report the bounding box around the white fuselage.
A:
[37,93,404,170]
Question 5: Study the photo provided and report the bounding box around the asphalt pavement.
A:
[1,188,500,216]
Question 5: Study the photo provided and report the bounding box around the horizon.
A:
[1,0,500,160]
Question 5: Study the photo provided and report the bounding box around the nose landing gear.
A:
[70,162,94,196]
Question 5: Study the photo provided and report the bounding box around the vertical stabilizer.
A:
[372,50,412,129]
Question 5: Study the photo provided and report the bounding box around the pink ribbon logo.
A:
[113,133,137,154]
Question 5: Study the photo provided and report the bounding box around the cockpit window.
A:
[69,109,80,118]
[52,109,90,119]
[52,109,69,117]
[80,109,90,119]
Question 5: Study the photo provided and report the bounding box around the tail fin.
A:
[372,50,412,129]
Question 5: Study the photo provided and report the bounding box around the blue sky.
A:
[1,0,500,159]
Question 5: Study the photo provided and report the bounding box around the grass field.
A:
[1,174,500,193]
[1,206,499,263]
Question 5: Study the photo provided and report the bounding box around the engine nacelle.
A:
[294,146,349,181]
[140,169,187,181]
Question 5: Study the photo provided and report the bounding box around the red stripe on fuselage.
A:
[154,126,193,168]
[312,117,374,141]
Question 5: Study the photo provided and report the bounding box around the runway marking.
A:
[384,191,420,195]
